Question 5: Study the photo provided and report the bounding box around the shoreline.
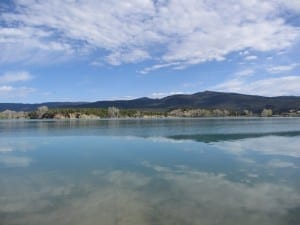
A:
[1,107,299,120]
[1,116,300,121]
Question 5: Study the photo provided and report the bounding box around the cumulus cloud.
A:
[139,62,181,74]
[213,75,300,96]
[278,0,300,13]
[0,71,35,99]
[0,85,35,98]
[105,49,150,66]
[0,71,33,84]
[0,26,76,64]
[244,55,257,61]
[0,0,299,68]
[234,69,255,78]
[267,63,299,73]
[150,91,186,98]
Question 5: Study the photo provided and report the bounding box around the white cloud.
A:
[0,71,35,99]
[213,75,300,96]
[244,55,257,61]
[267,63,299,73]
[239,50,250,56]
[0,26,76,64]
[278,0,300,13]
[90,60,103,67]
[183,81,203,88]
[234,69,255,78]
[0,71,33,84]
[0,0,299,68]
[139,62,180,74]
[106,49,150,66]
[103,95,136,100]
[150,91,186,98]
[0,85,35,98]
[0,85,13,92]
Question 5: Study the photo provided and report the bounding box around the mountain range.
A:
[1,91,300,113]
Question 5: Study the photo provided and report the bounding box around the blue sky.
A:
[0,0,300,103]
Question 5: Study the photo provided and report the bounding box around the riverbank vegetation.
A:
[1,106,300,119]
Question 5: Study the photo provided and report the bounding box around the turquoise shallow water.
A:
[0,118,300,225]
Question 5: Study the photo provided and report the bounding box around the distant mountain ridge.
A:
[1,91,300,113]
[0,102,87,112]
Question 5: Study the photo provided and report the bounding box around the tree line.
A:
[1,105,300,119]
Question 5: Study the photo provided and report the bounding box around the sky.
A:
[0,0,300,103]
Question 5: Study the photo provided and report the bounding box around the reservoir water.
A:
[0,118,300,225]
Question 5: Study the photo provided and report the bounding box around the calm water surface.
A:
[0,118,300,225]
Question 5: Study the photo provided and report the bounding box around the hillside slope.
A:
[1,91,300,113]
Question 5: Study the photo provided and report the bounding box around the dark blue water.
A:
[1,118,300,225]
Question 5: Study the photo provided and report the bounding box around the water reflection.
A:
[1,164,300,225]
[211,135,300,157]
[168,131,300,143]
[1,118,300,137]
[0,119,300,225]
[0,155,32,167]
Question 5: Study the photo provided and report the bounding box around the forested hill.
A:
[1,91,300,114]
